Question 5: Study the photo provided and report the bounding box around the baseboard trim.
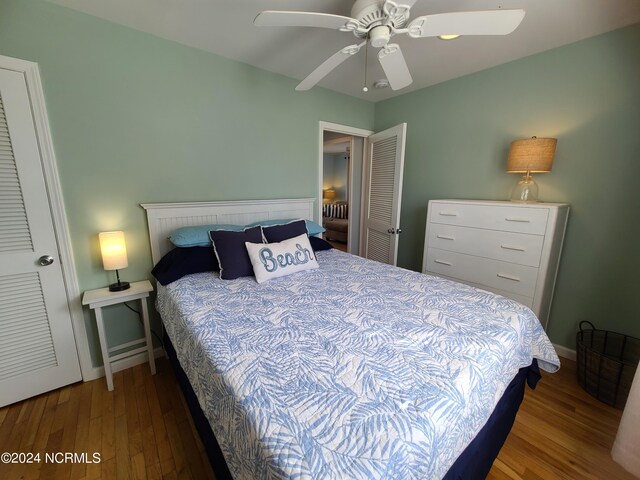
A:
[554,343,576,361]
[84,347,166,381]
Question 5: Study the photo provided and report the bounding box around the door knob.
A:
[38,255,55,266]
[387,228,395,234]
[396,228,402,234]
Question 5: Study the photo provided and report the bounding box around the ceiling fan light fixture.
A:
[438,34,461,40]
[369,25,391,48]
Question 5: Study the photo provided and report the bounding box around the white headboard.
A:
[141,198,316,264]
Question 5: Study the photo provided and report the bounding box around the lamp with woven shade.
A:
[323,188,336,203]
[507,136,557,203]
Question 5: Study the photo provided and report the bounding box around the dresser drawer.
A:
[428,223,544,267]
[433,273,534,309]
[429,202,549,235]
[425,248,539,297]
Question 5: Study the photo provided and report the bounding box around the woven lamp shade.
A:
[507,137,557,173]
[323,188,336,201]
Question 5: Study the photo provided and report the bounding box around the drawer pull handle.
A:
[438,212,458,217]
[437,234,455,241]
[434,260,452,266]
[500,244,525,252]
[497,273,520,282]
[505,217,531,223]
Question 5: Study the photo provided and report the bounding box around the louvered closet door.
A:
[361,123,406,265]
[0,68,81,407]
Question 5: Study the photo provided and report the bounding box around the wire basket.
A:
[576,321,640,409]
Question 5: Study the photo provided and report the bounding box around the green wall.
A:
[374,24,640,348]
[0,0,375,367]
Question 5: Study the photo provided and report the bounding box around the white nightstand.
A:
[82,280,156,391]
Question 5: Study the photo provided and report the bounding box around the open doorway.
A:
[322,133,351,252]
[319,122,372,256]
[319,121,407,265]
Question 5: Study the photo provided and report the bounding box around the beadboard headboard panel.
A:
[141,198,316,265]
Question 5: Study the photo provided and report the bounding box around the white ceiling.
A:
[47,0,640,102]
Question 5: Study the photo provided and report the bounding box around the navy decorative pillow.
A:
[262,219,308,243]
[308,236,333,252]
[151,247,219,286]
[210,226,263,280]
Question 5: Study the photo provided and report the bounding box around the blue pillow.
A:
[262,219,308,243]
[210,226,263,280]
[169,224,244,247]
[151,247,219,285]
[308,236,333,252]
[246,218,325,237]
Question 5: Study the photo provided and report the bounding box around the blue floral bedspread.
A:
[157,249,560,480]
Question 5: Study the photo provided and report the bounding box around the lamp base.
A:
[510,173,539,203]
[108,281,130,292]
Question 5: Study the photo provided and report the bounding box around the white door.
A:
[0,68,81,407]
[361,123,406,265]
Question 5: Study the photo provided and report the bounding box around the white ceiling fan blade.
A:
[296,42,366,91]
[254,11,358,31]
[407,10,526,38]
[377,44,413,90]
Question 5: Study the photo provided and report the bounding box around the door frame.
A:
[0,55,93,381]
[318,121,373,253]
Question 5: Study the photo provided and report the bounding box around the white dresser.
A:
[422,200,569,330]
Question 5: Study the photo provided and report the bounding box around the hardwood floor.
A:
[0,359,214,480]
[488,358,636,480]
[0,356,634,480]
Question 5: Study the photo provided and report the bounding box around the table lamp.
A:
[507,136,557,203]
[99,231,130,291]
[323,188,336,203]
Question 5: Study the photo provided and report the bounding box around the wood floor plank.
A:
[90,378,102,420]
[56,382,83,479]
[18,394,47,449]
[114,412,131,480]
[0,403,21,453]
[123,368,143,460]
[0,405,9,427]
[39,427,63,480]
[100,381,116,463]
[135,378,162,480]
[57,386,71,405]
[145,368,175,477]
[100,456,116,479]
[70,381,93,480]
[85,416,102,480]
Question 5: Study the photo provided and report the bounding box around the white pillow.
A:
[245,233,319,283]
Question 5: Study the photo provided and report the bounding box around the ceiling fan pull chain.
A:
[363,37,369,92]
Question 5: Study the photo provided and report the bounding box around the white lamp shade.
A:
[99,231,128,271]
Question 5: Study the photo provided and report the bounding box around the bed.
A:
[142,198,560,480]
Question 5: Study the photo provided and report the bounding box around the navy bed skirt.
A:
[164,332,540,480]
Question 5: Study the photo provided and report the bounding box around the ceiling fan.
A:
[254,0,525,92]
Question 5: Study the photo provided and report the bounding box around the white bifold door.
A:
[360,123,406,266]
[0,67,81,407]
